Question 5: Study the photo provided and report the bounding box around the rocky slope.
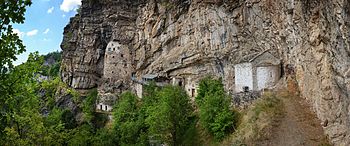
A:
[60,0,350,145]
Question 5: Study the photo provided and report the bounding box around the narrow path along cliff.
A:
[259,91,330,146]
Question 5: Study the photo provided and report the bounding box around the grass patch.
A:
[223,91,284,145]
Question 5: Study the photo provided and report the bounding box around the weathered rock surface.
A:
[60,0,350,145]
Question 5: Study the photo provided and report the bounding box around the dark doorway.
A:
[178,81,183,87]
[191,89,195,97]
[105,106,107,111]
[100,105,102,110]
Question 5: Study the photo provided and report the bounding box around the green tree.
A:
[142,81,161,106]
[146,86,193,146]
[91,128,116,145]
[82,88,98,124]
[67,124,94,146]
[40,77,65,110]
[43,108,70,145]
[0,0,32,142]
[113,91,148,145]
[0,0,32,74]
[196,77,239,140]
[41,51,62,77]
[0,53,47,145]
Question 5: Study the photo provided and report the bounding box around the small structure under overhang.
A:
[234,51,281,92]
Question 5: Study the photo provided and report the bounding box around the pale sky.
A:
[13,0,82,65]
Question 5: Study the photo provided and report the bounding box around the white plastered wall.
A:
[234,63,253,92]
[256,66,281,90]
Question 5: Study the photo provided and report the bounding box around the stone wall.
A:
[232,90,261,108]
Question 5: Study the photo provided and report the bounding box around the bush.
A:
[196,77,239,140]
[67,124,94,146]
[91,128,116,145]
[41,51,61,77]
[82,88,98,123]
[146,86,194,145]
[113,91,147,145]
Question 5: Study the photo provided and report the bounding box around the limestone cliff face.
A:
[60,0,350,145]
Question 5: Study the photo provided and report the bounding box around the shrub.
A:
[146,86,194,145]
[196,77,239,140]
[82,88,98,123]
[113,91,147,145]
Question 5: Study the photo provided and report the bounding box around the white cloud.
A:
[60,0,81,12]
[47,7,54,14]
[43,28,50,34]
[26,29,38,36]
[13,29,25,38]
[43,38,52,41]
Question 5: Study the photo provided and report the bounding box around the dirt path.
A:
[259,94,329,146]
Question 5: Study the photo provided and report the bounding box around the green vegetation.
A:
[0,1,33,143]
[226,91,283,145]
[196,77,239,140]
[111,86,195,146]
[0,54,242,145]
[113,92,147,145]
[160,0,176,10]
[0,53,45,145]
[41,51,62,77]
[0,0,32,73]
[146,86,194,146]
[82,88,98,124]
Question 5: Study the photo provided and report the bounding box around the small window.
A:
[121,54,124,58]
[108,48,111,51]
[112,56,115,58]
[112,71,114,73]
[105,106,107,111]
[100,105,102,110]
[124,64,127,67]
[113,48,115,51]
[191,89,195,97]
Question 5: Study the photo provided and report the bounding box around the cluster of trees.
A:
[106,77,239,145]
[0,50,240,145]
[1,66,240,145]
[0,1,92,143]
[112,84,194,145]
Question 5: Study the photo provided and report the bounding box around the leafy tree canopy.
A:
[146,86,193,146]
[196,77,239,140]
[0,0,32,74]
